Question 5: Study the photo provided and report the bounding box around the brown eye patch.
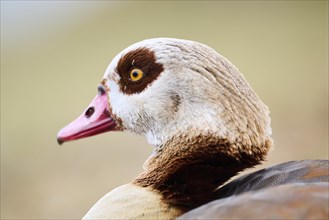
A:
[116,47,164,95]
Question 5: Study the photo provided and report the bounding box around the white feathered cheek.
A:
[105,47,167,133]
[108,74,177,135]
[107,81,131,129]
[107,80,145,133]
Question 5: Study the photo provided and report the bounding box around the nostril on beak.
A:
[85,107,95,118]
[98,85,106,95]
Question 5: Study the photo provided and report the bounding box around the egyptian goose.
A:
[57,38,329,219]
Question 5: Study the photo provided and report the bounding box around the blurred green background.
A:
[1,1,328,219]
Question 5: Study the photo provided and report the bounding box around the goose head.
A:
[57,38,273,218]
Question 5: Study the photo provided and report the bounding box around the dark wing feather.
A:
[177,160,329,219]
[215,159,328,198]
[178,182,329,219]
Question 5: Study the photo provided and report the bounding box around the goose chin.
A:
[57,92,117,145]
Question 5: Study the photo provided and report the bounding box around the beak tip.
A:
[57,137,64,145]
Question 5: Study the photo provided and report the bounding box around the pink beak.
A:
[57,86,117,145]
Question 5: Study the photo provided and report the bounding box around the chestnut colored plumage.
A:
[57,38,329,219]
[116,47,164,95]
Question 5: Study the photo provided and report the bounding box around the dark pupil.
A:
[85,107,95,118]
[132,71,139,77]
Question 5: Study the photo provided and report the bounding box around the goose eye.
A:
[129,68,144,81]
